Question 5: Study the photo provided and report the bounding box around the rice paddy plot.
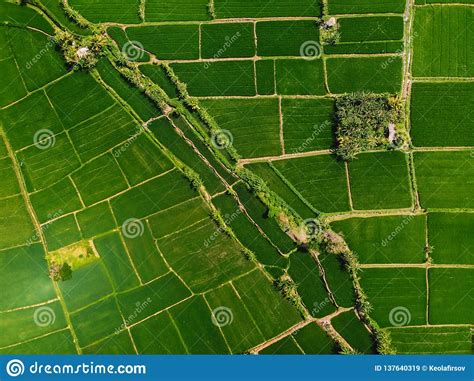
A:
[327,56,403,94]
[348,151,412,210]
[0,245,54,310]
[325,16,404,54]
[414,151,474,209]
[359,268,427,328]
[95,59,160,122]
[282,98,335,153]
[271,155,351,213]
[29,177,82,224]
[71,153,128,206]
[83,331,135,354]
[76,202,116,239]
[69,0,141,23]
[200,98,281,158]
[327,0,406,14]
[410,82,474,147]
[70,296,124,347]
[259,335,303,354]
[0,2,54,34]
[125,25,199,60]
[0,330,77,355]
[147,197,209,239]
[1,91,64,151]
[0,156,20,198]
[122,223,170,283]
[58,260,114,312]
[412,6,474,77]
[157,218,254,293]
[168,296,230,354]
[6,27,66,92]
[117,272,191,322]
[139,65,180,98]
[214,0,320,18]
[171,61,256,96]
[201,23,255,59]
[428,268,473,325]
[318,252,355,308]
[212,192,287,268]
[244,162,316,218]
[275,59,326,95]
[0,301,67,347]
[292,323,338,354]
[205,284,266,353]
[428,212,474,265]
[113,134,174,186]
[145,0,210,21]
[387,326,473,354]
[331,215,426,264]
[43,214,82,251]
[45,72,116,129]
[287,252,337,318]
[130,311,188,354]
[234,183,295,253]
[0,195,36,249]
[17,132,81,192]
[331,310,375,354]
[148,118,224,194]
[93,232,140,292]
[256,21,319,57]
[232,270,302,340]
[110,169,197,225]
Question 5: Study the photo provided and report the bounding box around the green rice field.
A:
[0,0,471,356]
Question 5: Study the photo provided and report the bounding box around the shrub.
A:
[48,262,72,282]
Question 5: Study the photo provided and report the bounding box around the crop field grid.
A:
[0,0,472,356]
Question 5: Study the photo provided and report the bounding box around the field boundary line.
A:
[413,77,474,82]
[325,208,420,221]
[344,162,354,210]
[0,327,70,350]
[278,96,285,155]
[239,148,332,164]
[387,324,474,329]
[413,146,474,152]
[359,263,474,269]
[0,298,59,314]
